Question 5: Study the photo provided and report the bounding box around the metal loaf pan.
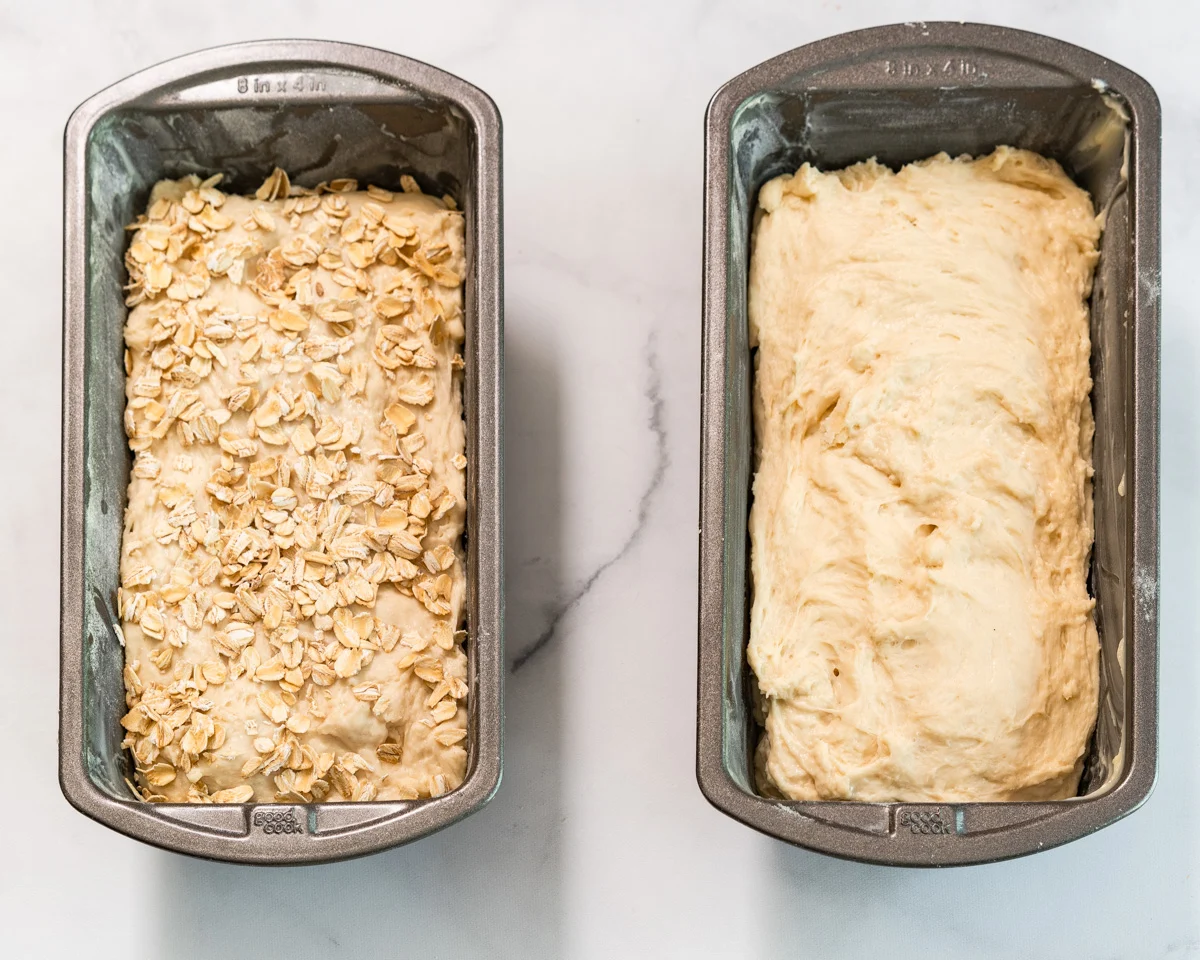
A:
[698,23,1160,866]
[61,40,503,864]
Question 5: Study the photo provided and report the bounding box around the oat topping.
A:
[118,169,468,803]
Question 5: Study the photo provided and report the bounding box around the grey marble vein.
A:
[511,333,669,672]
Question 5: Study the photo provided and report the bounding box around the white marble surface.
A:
[1,0,1197,956]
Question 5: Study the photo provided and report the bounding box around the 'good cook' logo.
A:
[252,808,305,835]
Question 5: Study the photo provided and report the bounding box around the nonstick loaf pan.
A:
[60,40,503,864]
[697,22,1160,866]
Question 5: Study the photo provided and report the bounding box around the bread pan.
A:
[61,40,503,864]
[698,22,1160,866]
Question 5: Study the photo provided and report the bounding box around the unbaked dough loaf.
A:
[118,170,468,803]
[748,148,1101,802]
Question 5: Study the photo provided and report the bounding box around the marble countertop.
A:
[2,0,1197,956]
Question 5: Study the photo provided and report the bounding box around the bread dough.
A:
[748,148,1101,802]
[118,171,468,803]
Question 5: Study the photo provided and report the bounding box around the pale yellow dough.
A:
[748,148,1101,802]
[118,172,468,803]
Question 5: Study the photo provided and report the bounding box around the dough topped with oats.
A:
[118,169,468,803]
